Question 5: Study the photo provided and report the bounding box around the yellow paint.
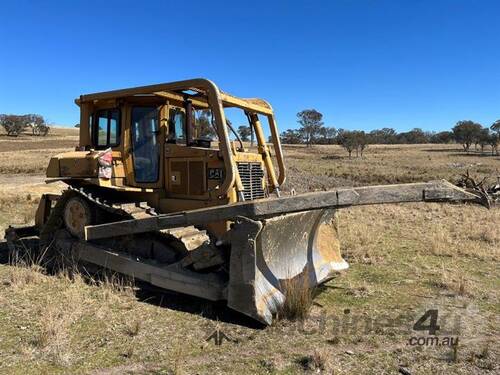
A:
[50,78,287,239]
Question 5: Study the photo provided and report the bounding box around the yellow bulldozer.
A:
[1,78,493,324]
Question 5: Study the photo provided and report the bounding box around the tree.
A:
[354,130,369,157]
[0,114,27,136]
[317,126,337,144]
[488,133,499,155]
[296,109,324,147]
[26,114,49,136]
[280,129,303,144]
[337,129,357,158]
[237,125,251,142]
[491,120,500,136]
[369,128,398,144]
[397,128,430,144]
[336,129,369,158]
[477,128,491,153]
[452,121,483,152]
[490,121,500,155]
[33,122,50,136]
[195,109,217,139]
[0,113,49,136]
[430,131,454,144]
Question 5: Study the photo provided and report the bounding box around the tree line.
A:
[268,109,500,157]
[0,114,50,136]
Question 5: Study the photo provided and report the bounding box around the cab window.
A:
[93,109,120,148]
[168,108,185,143]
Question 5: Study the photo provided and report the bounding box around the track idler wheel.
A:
[63,196,96,238]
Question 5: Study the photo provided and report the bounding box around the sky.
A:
[1,0,499,133]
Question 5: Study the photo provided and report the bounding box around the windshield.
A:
[167,104,260,149]
[192,107,254,144]
[194,109,217,140]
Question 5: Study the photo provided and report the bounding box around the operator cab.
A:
[47,79,285,216]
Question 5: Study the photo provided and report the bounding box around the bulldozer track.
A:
[65,185,209,250]
[5,185,213,270]
[67,185,158,219]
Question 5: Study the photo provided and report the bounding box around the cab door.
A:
[125,105,164,188]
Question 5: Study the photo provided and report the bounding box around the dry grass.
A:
[30,297,81,365]
[0,127,78,174]
[0,126,77,233]
[0,141,498,374]
[0,141,75,175]
[124,319,142,337]
[0,179,66,234]
[430,263,472,297]
[428,226,455,257]
[1,260,141,369]
[93,272,137,302]
[276,277,315,322]
[296,349,328,372]
[4,264,47,289]
[280,143,499,191]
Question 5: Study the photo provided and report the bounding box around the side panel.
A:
[167,158,208,197]
[46,151,125,180]
[164,144,221,200]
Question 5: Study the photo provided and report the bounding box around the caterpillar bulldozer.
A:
[1,78,494,324]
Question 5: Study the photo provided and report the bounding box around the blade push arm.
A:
[84,180,484,241]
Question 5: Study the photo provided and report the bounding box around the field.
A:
[0,128,498,374]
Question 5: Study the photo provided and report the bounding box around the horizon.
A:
[1,0,499,133]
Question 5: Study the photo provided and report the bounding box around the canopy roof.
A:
[76,78,274,116]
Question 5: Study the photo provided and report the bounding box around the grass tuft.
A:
[5,264,47,289]
[296,350,327,372]
[276,276,314,322]
[125,319,142,337]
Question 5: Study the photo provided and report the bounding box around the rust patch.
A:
[255,284,282,318]
[316,222,343,264]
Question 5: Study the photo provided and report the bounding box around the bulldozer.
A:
[1,78,494,325]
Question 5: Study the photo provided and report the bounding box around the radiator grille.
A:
[237,162,266,201]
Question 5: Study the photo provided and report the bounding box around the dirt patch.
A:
[0,174,46,187]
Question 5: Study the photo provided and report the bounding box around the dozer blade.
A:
[227,209,348,324]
